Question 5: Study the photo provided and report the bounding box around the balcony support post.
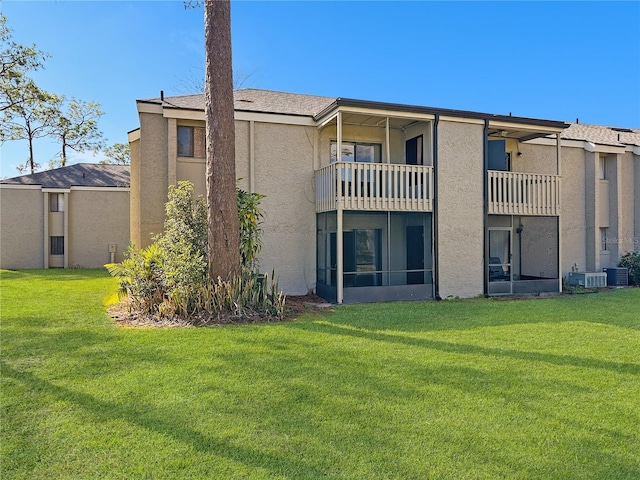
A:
[556,132,563,292]
[385,117,390,164]
[336,111,344,304]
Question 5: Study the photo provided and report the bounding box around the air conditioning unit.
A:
[602,267,628,286]
[567,272,607,288]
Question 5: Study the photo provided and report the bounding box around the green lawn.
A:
[1,269,639,479]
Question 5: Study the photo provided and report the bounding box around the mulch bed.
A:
[109,293,333,328]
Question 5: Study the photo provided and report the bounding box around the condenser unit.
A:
[602,267,629,286]
[567,272,607,288]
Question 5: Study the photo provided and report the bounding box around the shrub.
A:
[106,243,166,313]
[237,188,265,270]
[106,181,285,321]
[618,250,640,286]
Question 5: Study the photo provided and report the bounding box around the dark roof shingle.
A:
[139,89,336,117]
[1,163,130,188]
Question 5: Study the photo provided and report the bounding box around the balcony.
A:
[488,171,561,216]
[315,162,433,213]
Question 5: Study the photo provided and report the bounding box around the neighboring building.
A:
[129,89,639,302]
[0,163,130,269]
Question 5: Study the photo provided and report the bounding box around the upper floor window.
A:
[599,156,606,180]
[50,193,64,212]
[178,126,205,158]
[330,141,381,163]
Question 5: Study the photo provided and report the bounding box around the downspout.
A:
[483,119,490,297]
[432,114,441,300]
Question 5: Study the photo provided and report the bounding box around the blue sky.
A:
[1,1,639,177]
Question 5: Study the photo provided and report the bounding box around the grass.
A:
[1,269,639,479]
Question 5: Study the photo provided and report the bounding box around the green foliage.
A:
[236,187,265,270]
[100,142,131,165]
[105,243,165,313]
[106,181,284,319]
[52,97,105,166]
[618,250,640,286]
[195,268,285,318]
[0,14,49,113]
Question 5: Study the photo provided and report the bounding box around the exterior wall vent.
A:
[602,267,629,287]
[567,272,607,288]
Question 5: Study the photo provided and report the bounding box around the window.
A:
[177,126,205,158]
[330,141,381,163]
[599,156,606,180]
[50,236,64,255]
[600,227,608,251]
[49,193,64,212]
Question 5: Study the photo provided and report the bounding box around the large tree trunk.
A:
[204,0,240,281]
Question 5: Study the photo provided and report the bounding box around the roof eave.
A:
[314,97,569,130]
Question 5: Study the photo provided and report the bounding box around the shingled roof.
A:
[138,89,336,117]
[561,123,640,148]
[138,88,639,146]
[1,163,130,189]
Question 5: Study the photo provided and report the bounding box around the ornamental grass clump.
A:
[106,181,285,322]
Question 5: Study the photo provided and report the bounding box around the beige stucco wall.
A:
[558,145,588,276]
[512,140,558,174]
[68,189,130,267]
[134,112,169,247]
[437,120,484,298]
[617,151,636,257]
[129,137,141,247]
[0,187,44,269]
[253,122,317,294]
[635,153,640,251]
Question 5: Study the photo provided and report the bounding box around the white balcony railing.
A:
[488,171,561,216]
[316,162,433,213]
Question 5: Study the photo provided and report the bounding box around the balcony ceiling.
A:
[487,128,554,142]
[338,112,425,130]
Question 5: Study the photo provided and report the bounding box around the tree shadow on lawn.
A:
[288,321,640,377]
[1,360,330,478]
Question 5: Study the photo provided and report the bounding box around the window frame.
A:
[177,125,206,158]
[49,193,64,213]
[330,141,382,164]
[600,227,608,252]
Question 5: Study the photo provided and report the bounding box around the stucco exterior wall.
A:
[437,120,484,298]
[617,151,636,257]
[235,120,250,191]
[559,146,588,275]
[635,154,640,251]
[68,189,130,267]
[254,122,317,294]
[0,187,44,269]
[514,140,558,174]
[129,137,141,248]
[135,112,169,247]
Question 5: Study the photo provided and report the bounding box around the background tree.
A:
[51,97,105,167]
[0,14,49,113]
[204,0,240,281]
[100,142,131,165]
[0,80,60,174]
